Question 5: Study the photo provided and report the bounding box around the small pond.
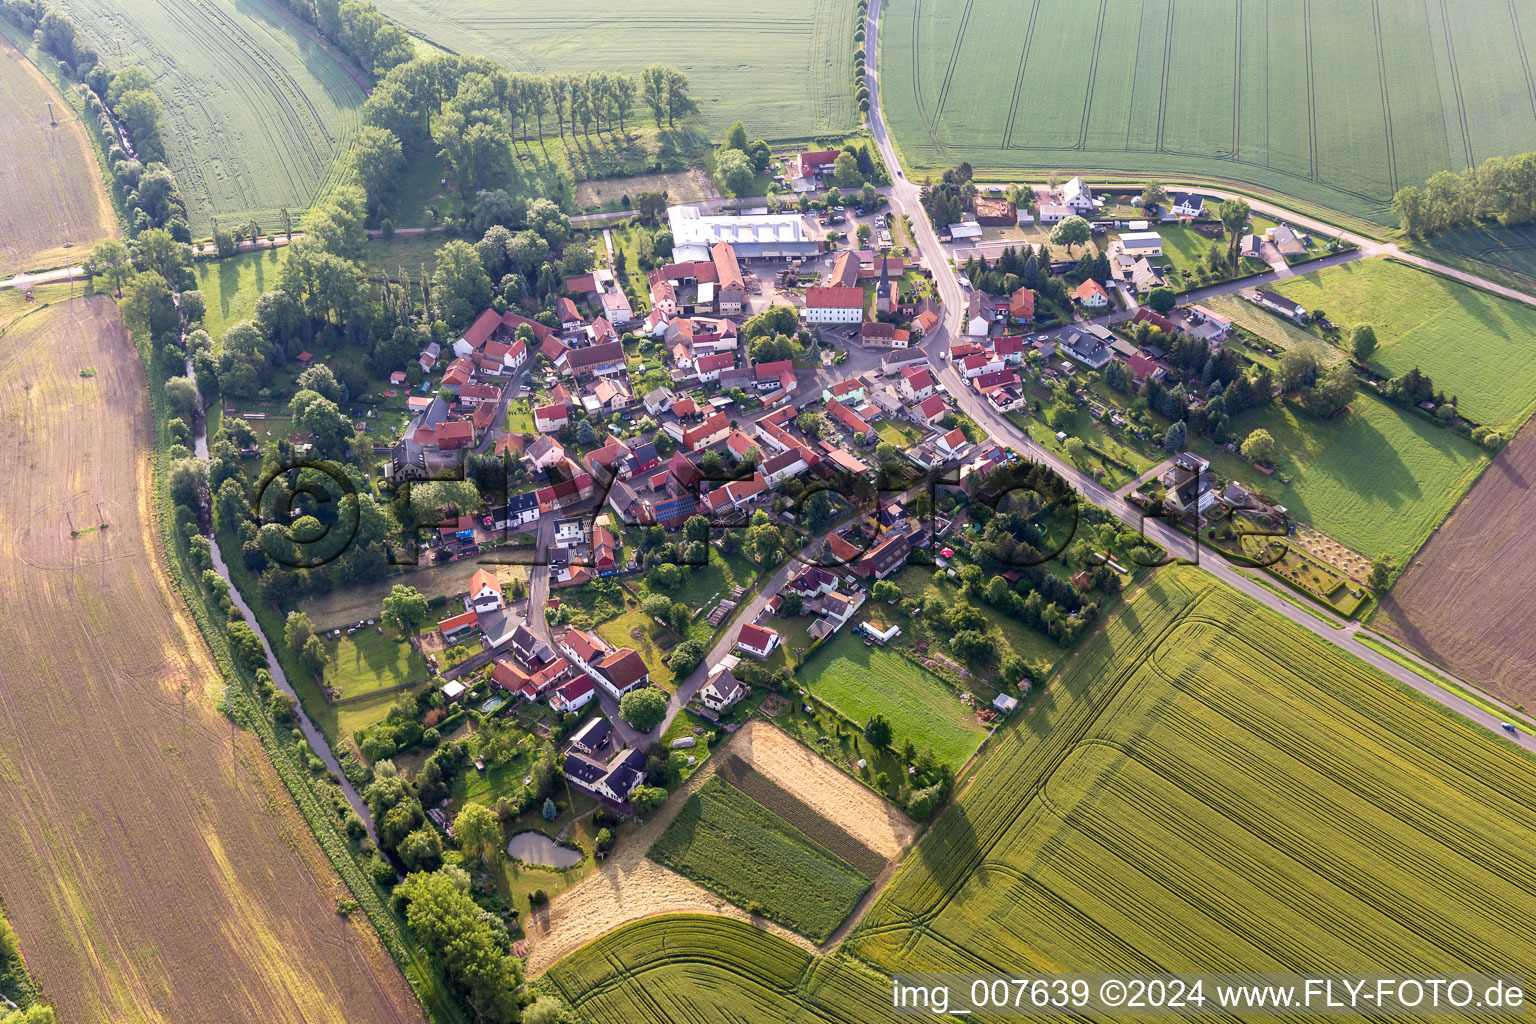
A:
[506,831,583,868]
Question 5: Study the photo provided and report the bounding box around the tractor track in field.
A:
[1230,0,1242,162]
[1155,0,1175,153]
[1075,0,1108,152]
[930,0,975,128]
[1369,0,1399,195]
[1303,0,1320,182]
[1505,0,1536,122]
[1437,0,1476,168]
[1002,0,1042,149]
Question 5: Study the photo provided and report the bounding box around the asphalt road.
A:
[862,0,1536,754]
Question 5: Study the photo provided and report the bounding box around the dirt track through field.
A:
[0,297,423,1023]
[1375,417,1536,708]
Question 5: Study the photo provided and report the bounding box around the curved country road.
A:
[862,0,1536,752]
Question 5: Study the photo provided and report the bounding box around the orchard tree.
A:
[619,687,668,731]
[1240,428,1275,463]
[864,713,893,751]
[1146,286,1177,313]
[381,584,430,634]
[1048,215,1091,256]
[1350,323,1379,362]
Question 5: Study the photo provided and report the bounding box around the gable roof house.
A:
[468,569,504,613]
[1073,278,1110,308]
[682,411,731,452]
[1060,325,1115,369]
[534,402,571,433]
[914,393,951,424]
[857,531,911,579]
[1008,286,1036,322]
[560,341,627,380]
[1170,192,1205,218]
[803,285,865,325]
[1061,176,1096,213]
[1159,451,1216,518]
[563,745,647,805]
[556,296,584,331]
[899,365,938,403]
[826,398,874,440]
[1253,289,1306,323]
[550,674,596,713]
[827,249,860,288]
[700,665,746,711]
[735,623,782,660]
[711,241,744,314]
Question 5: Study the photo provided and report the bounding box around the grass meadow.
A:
[879,0,1536,224]
[799,626,988,769]
[1271,259,1536,431]
[647,777,871,942]
[60,0,364,233]
[1196,392,1486,565]
[849,567,1536,981]
[321,626,429,699]
[368,0,862,139]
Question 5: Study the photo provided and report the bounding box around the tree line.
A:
[357,53,696,209]
[272,0,415,80]
[1392,153,1536,236]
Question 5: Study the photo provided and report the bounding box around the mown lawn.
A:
[647,777,870,942]
[1194,392,1487,565]
[322,626,429,699]
[798,627,988,769]
[596,601,678,691]
[1272,259,1536,432]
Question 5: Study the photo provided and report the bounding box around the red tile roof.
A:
[805,285,864,310]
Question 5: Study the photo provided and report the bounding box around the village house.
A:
[860,321,911,348]
[735,623,782,660]
[711,241,744,314]
[1160,451,1216,520]
[1060,324,1115,369]
[857,531,911,579]
[899,365,938,403]
[1252,288,1307,323]
[696,351,734,383]
[700,665,746,711]
[1073,278,1110,308]
[560,341,627,381]
[533,402,570,433]
[1170,192,1205,218]
[803,285,865,325]
[524,437,567,474]
[550,674,596,714]
[468,569,503,614]
[1008,286,1036,323]
[1061,176,1096,214]
[914,393,950,425]
[1266,223,1307,256]
[557,296,584,332]
[563,745,648,805]
[1117,231,1164,258]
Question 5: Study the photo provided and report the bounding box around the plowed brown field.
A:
[1376,419,1536,707]
[0,297,423,1023]
[0,38,116,273]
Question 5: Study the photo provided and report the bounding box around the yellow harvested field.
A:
[0,38,116,273]
[729,720,918,860]
[0,297,422,1024]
